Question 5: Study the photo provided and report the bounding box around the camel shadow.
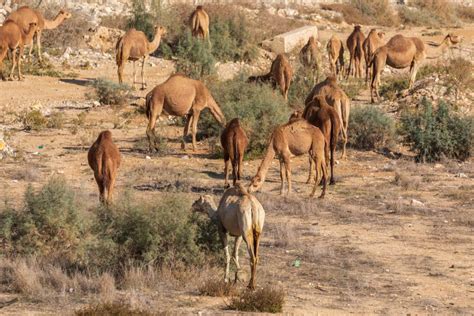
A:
[59,78,93,87]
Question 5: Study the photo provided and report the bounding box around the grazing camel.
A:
[248,54,293,100]
[116,25,166,90]
[427,33,463,59]
[299,36,320,83]
[248,119,327,198]
[305,75,350,159]
[88,130,121,205]
[6,6,71,62]
[369,34,427,103]
[303,95,341,185]
[346,25,365,78]
[221,118,248,188]
[0,21,38,81]
[192,184,265,289]
[189,5,210,41]
[145,74,226,152]
[362,29,385,85]
[326,35,344,79]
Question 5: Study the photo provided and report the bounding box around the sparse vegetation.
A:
[229,286,285,313]
[47,112,66,129]
[445,57,474,101]
[398,0,458,27]
[88,78,132,106]
[75,302,155,316]
[198,277,236,297]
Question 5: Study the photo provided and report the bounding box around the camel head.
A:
[196,5,204,11]
[378,32,385,40]
[192,195,217,216]
[354,25,362,31]
[248,175,263,193]
[58,9,72,20]
[154,25,167,37]
[325,74,337,84]
[446,33,462,45]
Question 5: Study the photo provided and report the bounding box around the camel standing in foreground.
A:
[189,5,210,41]
[346,25,365,78]
[145,74,226,152]
[248,54,293,100]
[88,130,121,205]
[248,119,327,198]
[192,185,265,289]
[221,118,248,188]
[0,21,38,81]
[116,25,166,89]
[362,29,385,85]
[299,36,320,83]
[327,35,344,80]
[303,95,341,185]
[305,75,350,159]
[6,6,71,62]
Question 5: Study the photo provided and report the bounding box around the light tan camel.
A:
[305,75,350,159]
[248,119,327,198]
[145,74,226,152]
[303,95,341,185]
[299,36,320,83]
[427,33,463,59]
[363,29,385,85]
[88,130,121,205]
[369,34,427,103]
[0,21,38,81]
[326,35,344,80]
[248,53,293,100]
[189,5,210,41]
[6,6,71,62]
[116,25,166,90]
[221,118,248,188]
[192,184,265,289]
[346,25,365,78]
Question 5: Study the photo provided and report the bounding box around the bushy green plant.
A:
[20,109,48,131]
[126,0,157,39]
[445,57,473,101]
[380,77,408,101]
[349,105,396,150]
[288,66,316,107]
[400,99,474,162]
[229,286,285,313]
[174,31,216,79]
[88,78,132,106]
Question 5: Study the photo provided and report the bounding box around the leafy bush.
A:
[174,32,216,79]
[380,77,409,101]
[229,286,285,313]
[126,0,161,40]
[288,66,316,107]
[321,0,399,26]
[349,105,396,150]
[200,75,290,157]
[400,99,474,162]
[88,78,132,106]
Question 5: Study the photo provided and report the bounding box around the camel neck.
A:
[43,15,65,30]
[255,139,276,183]
[148,33,162,54]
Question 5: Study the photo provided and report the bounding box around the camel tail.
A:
[101,155,109,191]
[232,133,239,181]
[115,37,124,67]
[145,91,153,120]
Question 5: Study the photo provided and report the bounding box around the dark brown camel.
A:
[346,25,365,78]
[220,118,249,188]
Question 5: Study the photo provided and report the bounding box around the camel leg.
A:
[243,231,256,289]
[36,31,43,63]
[94,173,105,204]
[191,110,201,152]
[117,62,124,84]
[408,61,419,89]
[132,61,136,85]
[279,159,286,196]
[106,172,116,206]
[0,47,7,81]
[237,152,244,183]
[232,236,242,283]
[320,158,328,199]
[182,113,192,150]
[370,65,379,103]
[284,156,292,195]
[329,144,336,185]
[310,156,319,197]
[306,155,314,184]
[17,45,24,80]
[140,56,147,90]
[224,153,230,189]
[9,48,17,81]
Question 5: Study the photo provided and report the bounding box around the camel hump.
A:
[196,5,204,10]
[227,118,241,129]
[97,130,113,143]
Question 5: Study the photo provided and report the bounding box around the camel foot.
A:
[140,86,147,91]
[329,179,336,185]
[224,183,230,189]
[247,283,255,290]
[318,193,325,199]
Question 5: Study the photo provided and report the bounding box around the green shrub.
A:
[400,99,474,162]
[445,57,473,101]
[288,67,316,107]
[126,0,160,40]
[380,77,409,101]
[349,105,396,150]
[174,31,216,79]
[88,78,132,106]
[340,79,364,100]
[19,109,48,131]
[229,286,285,313]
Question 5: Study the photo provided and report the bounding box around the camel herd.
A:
[0,4,464,290]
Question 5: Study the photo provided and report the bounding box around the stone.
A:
[262,25,318,54]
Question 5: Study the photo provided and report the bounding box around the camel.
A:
[189,5,210,41]
[221,118,248,188]
[0,21,38,81]
[192,184,265,289]
[346,25,365,78]
[6,6,71,62]
[305,75,350,159]
[299,36,320,83]
[427,33,463,59]
[326,35,344,80]
[145,74,226,152]
[248,54,293,100]
[248,119,327,198]
[288,109,303,123]
[303,95,341,185]
[362,29,385,85]
[369,34,427,103]
[116,25,166,90]
[87,130,121,205]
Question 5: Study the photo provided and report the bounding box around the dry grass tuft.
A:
[229,285,285,313]
[198,277,237,297]
[75,302,156,316]
[98,273,116,303]
[394,172,421,191]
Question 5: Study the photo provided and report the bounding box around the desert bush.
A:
[348,105,396,150]
[47,112,66,129]
[126,0,160,40]
[399,0,457,27]
[41,8,91,49]
[200,75,290,157]
[288,66,316,107]
[174,32,216,79]
[321,0,398,26]
[400,99,474,162]
[75,302,156,316]
[19,109,48,130]
[445,57,474,101]
[88,78,132,106]
[456,5,474,22]
[380,77,409,101]
[198,277,236,297]
[229,286,285,313]
[340,79,364,100]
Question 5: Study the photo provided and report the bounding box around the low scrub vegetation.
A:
[198,277,236,297]
[229,286,285,313]
[444,57,473,101]
[398,0,458,27]
[88,78,132,106]
[75,302,155,316]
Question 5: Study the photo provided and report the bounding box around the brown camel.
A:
[6,6,71,62]
[248,119,327,198]
[305,75,350,159]
[326,35,344,80]
[116,25,166,89]
[303,95,341,185]
[145,74,226,152]
[346,25,365,78]
[0,21,38,81]
[221,118,248,188]
[363,29,385,85]
[299,36,320,83]
[369,34,427,103]
[189,5,210,41]
[248,54,293,100]
[192,184,265,289]
[88,130,121,205]
[288,109,303,123]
